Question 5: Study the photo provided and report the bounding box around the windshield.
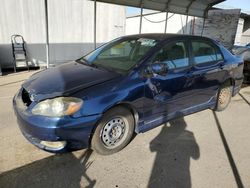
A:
[81,37,158,73]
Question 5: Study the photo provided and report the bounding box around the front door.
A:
[143,40,196,122]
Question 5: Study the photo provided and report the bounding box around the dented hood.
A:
[22,61,120,101]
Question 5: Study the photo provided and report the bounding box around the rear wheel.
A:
[215,84,233,111]
[91,106,135,155]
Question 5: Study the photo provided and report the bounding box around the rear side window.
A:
[152,41,189,70]
[191,41,223,65]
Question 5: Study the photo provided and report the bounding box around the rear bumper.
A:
[233,77,243,96]
[13,94,102,153]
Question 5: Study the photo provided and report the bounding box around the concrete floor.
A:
[0,71,250,188]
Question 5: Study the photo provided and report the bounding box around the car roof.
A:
[123,33,212,42]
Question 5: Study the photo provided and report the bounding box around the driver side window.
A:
[152,41,189,70]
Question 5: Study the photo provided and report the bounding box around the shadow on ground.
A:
[0,150,95,188]
[148,117,200,188]
[0,67,40,76]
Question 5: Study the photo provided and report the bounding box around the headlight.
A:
[32,97,83,117]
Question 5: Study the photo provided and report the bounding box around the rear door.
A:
[188,39,225,105]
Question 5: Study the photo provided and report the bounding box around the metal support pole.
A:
[185,15,189,34]
[94,0,97,49]
[192,16,195,35]
[201,17,205,36]
[44,0,49,68]
[164,12,168,33]
[180,15,185,34]
[139,7,143,34]
[0,64,2,76]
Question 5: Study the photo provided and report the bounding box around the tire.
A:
[91,106,135,155]
[215,84,233,111]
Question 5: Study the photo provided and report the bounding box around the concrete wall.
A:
[234,18,244,45]
[0,0,126,68]
[241,17,250,45]
[196,9,241,48]
[126,9,241,49]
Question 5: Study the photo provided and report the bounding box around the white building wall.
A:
[126,12,193,35]
[0,0,126,68]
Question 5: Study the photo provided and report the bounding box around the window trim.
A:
[189,39,224,68]
[149,39,192,71]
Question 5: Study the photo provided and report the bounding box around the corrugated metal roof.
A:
[92,0,225,17]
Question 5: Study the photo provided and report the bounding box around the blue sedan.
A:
[13,34,243,155]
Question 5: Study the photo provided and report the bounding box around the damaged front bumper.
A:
[13,90,102,153]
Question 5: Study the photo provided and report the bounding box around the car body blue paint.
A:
[13,34,244,153]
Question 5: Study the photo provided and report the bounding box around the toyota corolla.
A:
[13,34,243,155]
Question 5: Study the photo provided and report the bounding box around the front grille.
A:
[21,88,32,106]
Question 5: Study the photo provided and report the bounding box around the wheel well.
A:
[219,78,235,98]
[113,103,139,131]
[222,78,235,87]
[89,103,139,147]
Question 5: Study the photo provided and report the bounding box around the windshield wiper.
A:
[78,58,98,68]
[93,63,115,72]
[78,58,121,74]
[78,58,90,65]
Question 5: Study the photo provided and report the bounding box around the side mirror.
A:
[144,63,168,76]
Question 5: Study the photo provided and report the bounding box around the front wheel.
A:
[91,106,135,155]
[214,85,233,111]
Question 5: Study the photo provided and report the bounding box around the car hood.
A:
[22,61,120,102]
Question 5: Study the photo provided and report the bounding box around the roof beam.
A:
[164,0,171,33]
[91,0,225,18]
[185,0,196,34]
[186,0,196,15]
[139,0,144,33]
[165,0,171,12]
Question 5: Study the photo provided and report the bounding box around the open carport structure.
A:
[43,0,225,68]
[2,1,250,188]
[93,0,224,32]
